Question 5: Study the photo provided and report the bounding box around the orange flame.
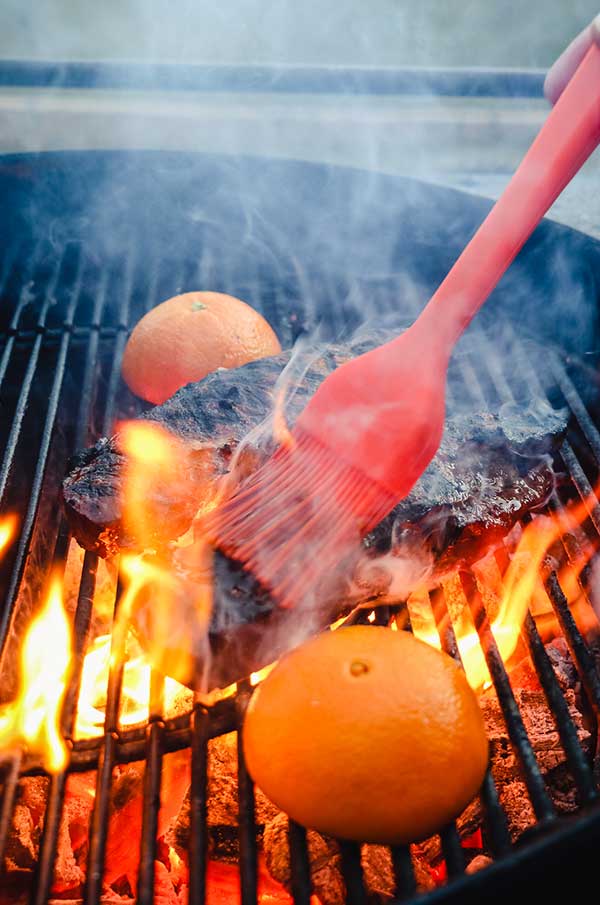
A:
[0,514,17,554]
[72,420,216,736]
[250,662,277,687]
[119,420,187,551]
[272,383,295,450]
[0,577,72,771]
[74,632,191,739]
[116,421,214,685]
[412,490,599,689]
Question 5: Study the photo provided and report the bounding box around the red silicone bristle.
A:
[203,429,397,608]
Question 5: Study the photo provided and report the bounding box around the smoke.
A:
[4,0,600,698]
[2,1,597,67]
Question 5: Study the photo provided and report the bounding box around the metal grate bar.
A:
[103,579,129,735]
[550,351,600,463]
[459,574,556,824]
[428,588,466,879]
[189,704,210,905]
[559,443,600,535]
[430,587,512,857]
[99,247,138,436]
[545,572,600,714]
[338,841,366,905]
[30,771,68,905]
[0,752,22,869]
[236,690,258,905]
[479,770,512,857]
[73,268,110,450]
[288,821,311,905]
[0,240,20,306]
[85,732,118,904]
[0,249,83,659]
[84,577,128,903]
[547,491,597,571]
[474,618,555,821]
[439,826,466,878]
[0,241,41,390]
[390,845,417,902]
[0,251,64,502]
[142,260,162,317]
[0,252,97,899]
[520,611,597,804]
[61,552,98,739]
[137,720,164,904]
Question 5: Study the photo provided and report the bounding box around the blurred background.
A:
[0,0,597,67]
[1,1,599,236]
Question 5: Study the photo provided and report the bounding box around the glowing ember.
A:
[0,577,72,772]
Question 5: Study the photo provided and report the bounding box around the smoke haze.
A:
[1,0,598,67]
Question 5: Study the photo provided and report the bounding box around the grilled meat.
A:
[62,328,568,689]
[63,329,567,563]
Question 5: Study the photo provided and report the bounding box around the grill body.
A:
[1,150,600,903]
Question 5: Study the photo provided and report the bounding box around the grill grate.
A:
[2,186,600,905]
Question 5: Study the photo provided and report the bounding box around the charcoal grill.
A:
[2,141,600,905]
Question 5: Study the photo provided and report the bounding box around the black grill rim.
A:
[0,59,546,97]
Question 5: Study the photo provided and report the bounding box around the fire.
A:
[75,632,190,739]
[272,383,295,450]
[250,662,277,686]
[0,577,72,772]
[411,491,599,690]
[0,514,17,553]
[72,420,216,736]
[119,420,187,550]
[110,421,214,688]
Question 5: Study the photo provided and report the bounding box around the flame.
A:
[70,421,217,737]
[0,514,17,554]
[75,632,191,739]
[0,577,72,771]
[412,491,599,690]
[119,550,212,685]
[118,420,189,551]
[250,662,277,687]
[112,420,213,690]
[272,383,295,450]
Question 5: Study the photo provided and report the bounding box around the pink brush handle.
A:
[414,41,600,348]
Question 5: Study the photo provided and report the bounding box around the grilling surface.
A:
[1,152,600,904]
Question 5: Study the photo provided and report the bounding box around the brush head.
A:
[202,328,449,608]
[202,427,399,609]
